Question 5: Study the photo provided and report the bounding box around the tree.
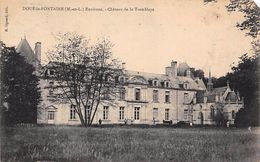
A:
[192,69,205,79]
[213,103,227,126]
[231,53,259,126]
[47,33,123,126]
[0,43,41,125]
[205,0,260,38]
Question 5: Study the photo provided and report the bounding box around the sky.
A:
[0,0,256,77]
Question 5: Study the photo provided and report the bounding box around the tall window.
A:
[119,88,125,100]
[153,90,159,102]
[153,108,159,120]
[134,107,140,120]
[232,110,235,119]
[48,111,54,120]
[135,88,141,101]
[165,91,170,103]
[210,106,215,119]
[103,106,109,120]
[184,93,189,103]
[184,109,188,120]
[70,105,76,119]
[49,89,54,96]
[85,105,90,121]
[165,109,169,120]
[119,107,125,120]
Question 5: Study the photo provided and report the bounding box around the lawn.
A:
[1,125,260,162]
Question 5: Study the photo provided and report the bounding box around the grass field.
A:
[1,125,260,162]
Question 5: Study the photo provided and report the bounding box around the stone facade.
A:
[16,38,243,125]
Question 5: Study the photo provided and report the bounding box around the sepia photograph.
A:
[0,0,259,161]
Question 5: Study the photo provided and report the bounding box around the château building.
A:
[17,38,243,125]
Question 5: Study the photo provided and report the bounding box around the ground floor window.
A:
[134,107,140,120]
[165,109,169,120]
[184,109,188,120]
[103,106,109,120]
[85,105,90,121]
[48,111,54,120]
[70,105,76,119]
[119,107,125,120]
[153,108,158,120]
[210,106,215,119]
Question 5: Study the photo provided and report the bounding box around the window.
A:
[153,108,158,120]
[119,77,124,84]
[115,76,119,83]
[48,81,54,95]
[119,107,125,120]
[103,106,109,120]
[210,106,215,119]
[70,105,76,119]
[153,90,159,102]
[49,70,54,76]
[48,111,54,120]
[134,107,140,120]
[49,89,54,96]
[161,82,165,87]
[165,91,170,103]
[135,88,141,101]
[166,82,169,88]
[184,83,188,89]
[119,88,125,100]
[85,105,90,121]
[103,91,109,100]
[148,80,153,86]
[165,109,169,120]
[104,75,109,82]
[232,110,235,119]
[49,81,54,86]
[153,80,157,86]
[184,93,189,103]
[184,109,188,120]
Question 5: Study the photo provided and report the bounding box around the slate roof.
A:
[225,91,238,102]
[196,90,206,103]
[125,70,206,90]
[16,38,37,65]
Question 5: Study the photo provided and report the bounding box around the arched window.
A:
[210,106,215,119]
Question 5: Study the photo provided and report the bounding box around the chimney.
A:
[186,68,191,77]
[35,42,41,65]
[166,60,177,77]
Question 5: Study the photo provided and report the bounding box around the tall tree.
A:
[0,44,41,125]
[205,0,260,38]
[230,53,259,126]
[47,33,123,126]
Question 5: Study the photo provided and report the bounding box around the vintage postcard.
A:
[1,0,259,161]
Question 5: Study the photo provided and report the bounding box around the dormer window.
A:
[183,82,189,89]
[148,80,153,86]
[135,88,141,101]
[160,81,165,87]
[49,70,54,76]
[165,82,169,88]
[153,80,158,86]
